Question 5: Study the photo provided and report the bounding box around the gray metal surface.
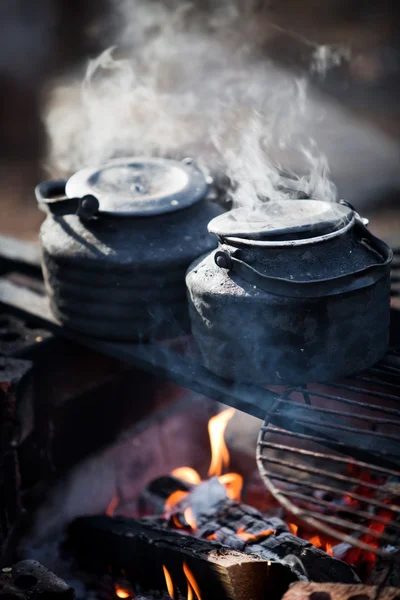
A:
[38,187,222,341]
[65,157,209,217]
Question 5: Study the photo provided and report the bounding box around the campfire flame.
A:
[106,495,119,517]
[183,562,202,600]
[114,584,132,599]
[166,408,243,516]
[163,565,175,599]
[172,467,201,485]
[127,403,396,578]
[184,507,197,530]
[207,408,235,477]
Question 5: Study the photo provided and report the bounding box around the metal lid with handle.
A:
[35,157,209,219]
[210,200,392,298]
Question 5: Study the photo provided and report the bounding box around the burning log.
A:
[68,515,297,600]
[161,478,360,584]
[138,475,191,515]
[281,581,400,600]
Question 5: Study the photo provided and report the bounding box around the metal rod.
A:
[274,488,400,532]
[257,439,400,477]
[256,448,398,495]
[257,466,400,514]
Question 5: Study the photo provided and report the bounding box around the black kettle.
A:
[36,157,223,341]
[186,199,392,384]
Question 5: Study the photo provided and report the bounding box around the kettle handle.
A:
[35,180,99,219]
[214,224,392,299]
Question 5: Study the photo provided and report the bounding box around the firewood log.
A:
[68,515,297,600]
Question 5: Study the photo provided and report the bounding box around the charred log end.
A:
[68,515,298,600]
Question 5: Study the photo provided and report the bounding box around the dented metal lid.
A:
[208,200,354,244]
[65,157,209,217]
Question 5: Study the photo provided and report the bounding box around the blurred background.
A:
[1,0,400,240]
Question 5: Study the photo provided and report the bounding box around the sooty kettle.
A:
[186,199,392,384]
[36,157,223,341]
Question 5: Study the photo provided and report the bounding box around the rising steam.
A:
[43,0,362,207]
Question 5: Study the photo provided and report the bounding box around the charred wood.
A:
[68,515,298,600]
[170,479,360,584]
[138,475,191,515]
[281,581,400,600]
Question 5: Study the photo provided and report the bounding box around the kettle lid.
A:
[65,157,208,216]
[208,200,354,242]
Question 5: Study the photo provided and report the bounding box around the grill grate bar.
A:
[275,503,398,544]
[353,375,400,391]
[261,424,400,461]
[269,396,400,427]
[256,445,398,495]
[288,387,400,415]
[320,381,400,403]
[370,365,400,377]
[256,464,400,514]
[274,489,400,532]
[257,440,400,478]
[285,416,400,443]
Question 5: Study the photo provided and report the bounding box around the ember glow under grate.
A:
[256,349,400,564]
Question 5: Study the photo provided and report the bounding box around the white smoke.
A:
[44,0,399,208]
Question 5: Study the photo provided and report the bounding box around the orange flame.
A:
[218,473,243,502]
[237,526,275,543]
[165,490,188,512]
[183,562,202,600]
[184,507,197,530]
[308,535,322,548]
[163,565,174,599]
[172,514,183,529]
[165,408,243,518]
[172,467,201,486]
[288,523,298,536]
[114,584,131,599]
[208,408,235,477]
[106,495,119,517]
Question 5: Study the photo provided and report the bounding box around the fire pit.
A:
[0,235,399,599]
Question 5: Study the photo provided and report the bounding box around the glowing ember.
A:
[172,467,201,485]
[114,584,131,599]
[163,565,174,599]
[208,408,235,477]
[183,561,202,600]
[288,523,298,536]
[106,495,119,517]
[308,535,322,548]
[345,507,394,572]
[236,526,275,543]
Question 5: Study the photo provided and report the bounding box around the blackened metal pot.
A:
[36,157,223,341]
[186,200,392,384]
